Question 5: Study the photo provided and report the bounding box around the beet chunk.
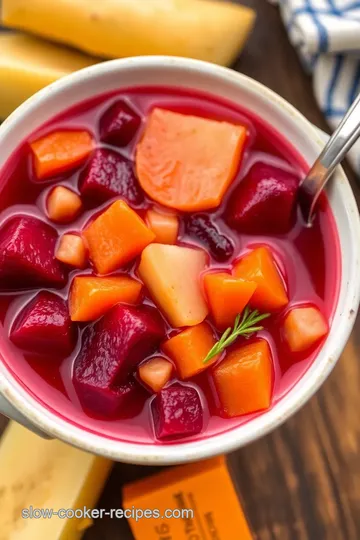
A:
[152,384,203,440]
[184,214,234,262]
[73,304,165,415]
[82,378,146,418]
[0,216,66,289]
[79,148,143,205]
[226,163,300,234]
[100,100,141,147]
[10,291,74,355]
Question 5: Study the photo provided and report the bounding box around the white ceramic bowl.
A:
[0,57,359,464]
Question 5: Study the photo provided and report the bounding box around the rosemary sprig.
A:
[203,306,270,364]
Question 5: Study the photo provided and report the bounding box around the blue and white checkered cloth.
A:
[278,0,360,171]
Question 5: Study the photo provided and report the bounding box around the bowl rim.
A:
[0,56,359,464]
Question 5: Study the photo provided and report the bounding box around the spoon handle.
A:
[299,92,360,224]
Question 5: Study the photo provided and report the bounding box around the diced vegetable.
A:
[203,272,257,329]
[233,246,288,311]
[47,186,82,223]
[69,275,142,322]
[10,291,74,355]
[138,357,173,393]
[136,108,247,212]
[0,215,66,289]
[146,209,179,244]
[100,100,141,147]
[213,339,273,417]
[73,304,164,415]
[138,244,208,327]
[55,234,87,269]
[185,213,234,262]
[30,129,94,180]
[79,148,143,205]
[87,378,144,418]
[151,384,203,440]
[162,322,219,379]
[226,163,299,234]
[83,200,155,274]
[283,305,328,352]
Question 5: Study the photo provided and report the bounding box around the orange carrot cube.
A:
[203,272,257,329]
[213,339,273,417]
[283,305,328,352]
[30,129,94,180]
[233,246,288,311]
[146,209,179,244]
[69,275,142,321]
[55,234,87,268]
[136,108,247,212]
[47,186,82,223]
[138,357,173,393]
[83,200,155,274]
[162,322,219,379]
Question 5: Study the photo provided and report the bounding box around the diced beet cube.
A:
[10,291,74,355]
[152,384,203,440]
[79,148,143,205]
[226,163,300,234]
[100,100,141,147]
[81,378,145,418]
[73,304,165,415]
[113,378,148,419]
[0,216,66,289]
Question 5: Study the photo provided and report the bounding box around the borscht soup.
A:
[0,87,340,444]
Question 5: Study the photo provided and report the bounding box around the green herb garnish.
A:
[203,307,270,364]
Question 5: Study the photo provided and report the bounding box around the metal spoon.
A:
[298,92,360,225]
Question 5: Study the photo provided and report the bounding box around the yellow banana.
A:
[0,33,98,118]
[2,0,255,66]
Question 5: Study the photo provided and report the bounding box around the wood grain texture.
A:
[1,2,360,539]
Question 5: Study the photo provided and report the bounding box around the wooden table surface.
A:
[1,1,360,539]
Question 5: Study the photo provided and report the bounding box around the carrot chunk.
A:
[162,322,219,379]
[203,272,257,329]
[233,246,288,311]
[283,305,328,352]
[30,130,94,180]
[69,275,142,321]
[146,208,179,244]
[138,244,208,327]
[56,234,87,269]
[213,339,273,417]
[47,186,82,223]
[138,357,173,393]
[136,108,247,212]
[83,200,155,274]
